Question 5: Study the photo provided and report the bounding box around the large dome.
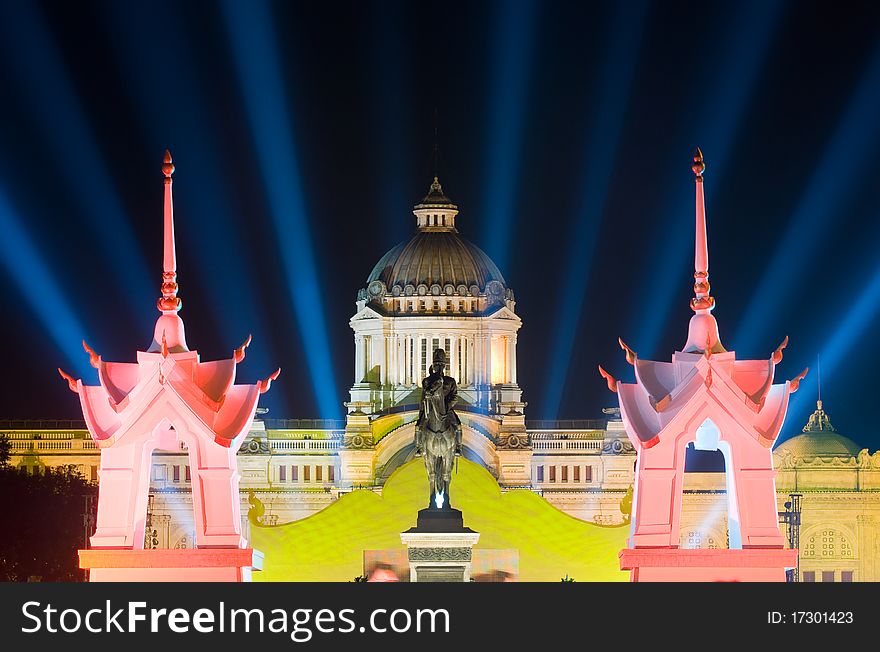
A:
[774,401,862,460]
[774,432,862,459]
[358,177,513,315]
[367,231,506,292]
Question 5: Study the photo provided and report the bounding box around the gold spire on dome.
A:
[157,149,182,313]
[803,400,836,433]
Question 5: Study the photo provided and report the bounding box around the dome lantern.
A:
[413,176,459,231]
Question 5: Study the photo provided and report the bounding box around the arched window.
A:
[802,529,854,558]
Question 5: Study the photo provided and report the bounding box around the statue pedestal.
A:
[619,548,798,582]
[78,548,263,582]
[400,509,480,582]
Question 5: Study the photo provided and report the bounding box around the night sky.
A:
[0,1,879,450]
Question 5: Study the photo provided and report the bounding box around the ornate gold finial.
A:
[162,149,175,180]
[692,147,705,180]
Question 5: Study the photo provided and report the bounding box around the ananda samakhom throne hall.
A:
[7,171,880,582]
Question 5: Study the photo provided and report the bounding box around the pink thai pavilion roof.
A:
[59,151,279,448]
[600,149,807,450]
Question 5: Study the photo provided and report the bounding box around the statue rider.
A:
[414,348,462,509]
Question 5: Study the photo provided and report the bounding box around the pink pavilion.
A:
[600,149,804,581]
[60,151,279,581]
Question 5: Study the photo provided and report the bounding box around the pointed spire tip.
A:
[162,149,175,178]
[692,147,705,178]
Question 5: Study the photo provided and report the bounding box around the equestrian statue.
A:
[414,348,462,510]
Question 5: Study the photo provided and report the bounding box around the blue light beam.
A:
[0,189,94,381]
[0,2,153,309]
[783,261,880,441]
[221,0,340,418]
[480,0,539,273]
[734,39,880,354]
[541,1,648,419]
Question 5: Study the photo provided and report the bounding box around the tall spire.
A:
[148,150,188,353]
[157,150,181,314]
[690,147,714,314]
[682,148,724,353]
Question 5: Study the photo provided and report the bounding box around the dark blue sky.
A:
[0,1,878,449]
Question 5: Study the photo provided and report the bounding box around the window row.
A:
[535,465,593,483]
[802,570,854,582]
[276,464,335,484]
[151,464,190,483]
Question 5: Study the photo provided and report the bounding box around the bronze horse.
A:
[415,349,462,509]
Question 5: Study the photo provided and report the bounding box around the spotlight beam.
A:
[541,1,648,419]
[735,40,880,353]
[481,0,539,273]
[221,0,340,418]
[783,260,880,439]
[0,190,93,380]
[0,2,153,308]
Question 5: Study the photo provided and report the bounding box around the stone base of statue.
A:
[400,508,480,582]
[619,547,798,582]
[78,548,263,582]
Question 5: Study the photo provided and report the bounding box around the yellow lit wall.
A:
[250,458,629,581]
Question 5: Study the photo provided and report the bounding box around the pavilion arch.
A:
[373,417,498,482]
[630,395,783,549]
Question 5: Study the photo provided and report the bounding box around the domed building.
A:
[769,400,880,581]
[339,177,546,490]
[348,177,523,414]
[774,401,862,461]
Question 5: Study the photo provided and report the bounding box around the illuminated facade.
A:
[5,175,879,580]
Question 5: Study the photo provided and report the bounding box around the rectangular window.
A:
[363,335,371,379]
[328,465,335,483]
[279,465,286,482]
[185,465,191,483]
[90,465,98,483]
[561,466,568,482]
[173,465,180,483]
[802,571,815,582]
[421,339,427,379]
[822,571,835,582]
[432,338,439,361]
[457,339,463,384]
[316,465,323,482]
[151,464,166,481]
[549,466,556,483]
[444,338,451,363]
[536,466,544,482]
[304,466,311,482]
[585,466,593,483]
[573,466,580,482]
[292,465,298,482]
[461,338,471,384]
[841,571,853,582]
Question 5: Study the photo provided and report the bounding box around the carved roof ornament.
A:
[803,400,836,433]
